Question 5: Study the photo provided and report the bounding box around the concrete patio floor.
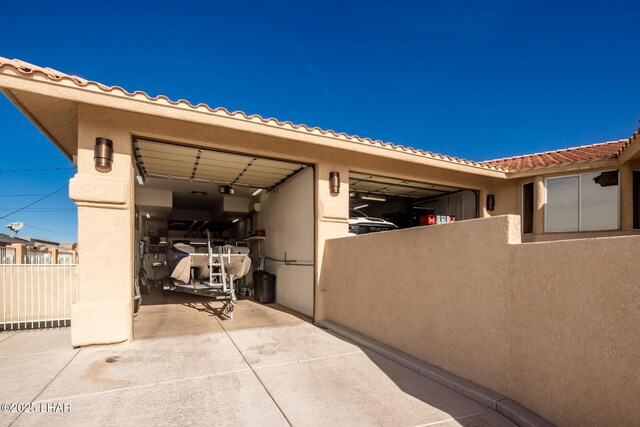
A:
[0,293,516,427]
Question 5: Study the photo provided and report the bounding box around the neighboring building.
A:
[0,232,33,247]
[0,56,638,348]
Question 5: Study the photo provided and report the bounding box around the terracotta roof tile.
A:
[480,139,630,171]
[1,56,637,174]
[0,56,504,172]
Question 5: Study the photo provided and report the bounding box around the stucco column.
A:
[48,247,58,264]
[533,175,544,235]
[10,244,26,264]
[314,162,349,320]
[620,163,633,231]
[69,106,135,347]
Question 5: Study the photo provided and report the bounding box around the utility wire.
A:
[0,167,75,173]
[0,194,68,197]
[23,224,76,238]
[0,208,75,212]
[0,184,68,220]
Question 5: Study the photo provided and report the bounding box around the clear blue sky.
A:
[1,1,639,242]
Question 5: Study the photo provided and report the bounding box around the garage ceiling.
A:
[134,138,306,190]
[349,172,463,199]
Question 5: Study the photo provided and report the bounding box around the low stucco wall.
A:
[317,215,640,426]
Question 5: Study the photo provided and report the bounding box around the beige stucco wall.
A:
[53,102,638,351]
[260,167,314,316]
[317,215,640,426]
[69,106,135,347]
[65,104,500,339]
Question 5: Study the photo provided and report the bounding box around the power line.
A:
[0,184,69,220]
[23,224,76,238]
[0,208,75,212]
[0,194,68,197]
[0,167,75,173]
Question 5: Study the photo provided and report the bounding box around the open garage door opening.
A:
[349,172,478,235]
[132,138,315,337]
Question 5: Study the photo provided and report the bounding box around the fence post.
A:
[10,244,27,264]
[48,248,59,265]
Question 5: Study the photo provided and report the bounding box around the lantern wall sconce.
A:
[94,137,113,173]
[486,194,495,211]
[329,171,340,195]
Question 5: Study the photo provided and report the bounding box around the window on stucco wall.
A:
[522,182,534,234]
[633,171,640,229]
[545,170,619,232]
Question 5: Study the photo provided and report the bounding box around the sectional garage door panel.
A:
[135,138,306,190]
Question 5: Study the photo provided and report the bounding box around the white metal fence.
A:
[0,250,74,265]
[0,247,15,264]
[1,263,78,330]
[25,250,52,264]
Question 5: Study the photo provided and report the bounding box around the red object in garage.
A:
[420,214,437,225]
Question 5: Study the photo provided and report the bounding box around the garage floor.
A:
[0,291,516,426]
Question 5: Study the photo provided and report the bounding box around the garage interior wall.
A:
[417,190,477,220]
[257,167,314,316]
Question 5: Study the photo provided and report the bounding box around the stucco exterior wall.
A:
[260,167,314,316]
[69,106,135,347]
[317,215,640,426]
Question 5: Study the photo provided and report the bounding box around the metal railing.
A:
[26,250,52,264]
[0,247,15,264]
[1,263,79,330]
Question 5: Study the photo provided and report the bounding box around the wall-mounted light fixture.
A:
[329,171,340,195]
[145,212,151,219]
[94,138,113,173]
[486,194,495,211]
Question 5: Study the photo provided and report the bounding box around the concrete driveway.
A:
[0,296,515,427]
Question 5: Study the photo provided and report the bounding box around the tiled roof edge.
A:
[0,56,507,172]
[481,139,630,164]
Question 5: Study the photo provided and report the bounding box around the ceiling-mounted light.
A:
[219,185,235,195]
[94,137,113,173]
[349,191,361,199]
[145,212,151,219]
[191,191,207,196]
[232,218,240,223]
[354,203,369,210]
[251,188,263,197]
[361,195,386,202]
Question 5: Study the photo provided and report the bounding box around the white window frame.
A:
[544,170,620,233]
[521,181,534,234]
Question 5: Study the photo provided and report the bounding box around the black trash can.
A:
[252,270,268,300]
[254,272,275,304]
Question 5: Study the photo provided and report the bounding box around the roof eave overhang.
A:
[0,86,73,160]
[618,133,640,164]
[0,70,508,179]
[505,158,621,179]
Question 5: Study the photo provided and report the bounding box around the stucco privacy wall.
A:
[260,167,314,316]
[317,215,640,426]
